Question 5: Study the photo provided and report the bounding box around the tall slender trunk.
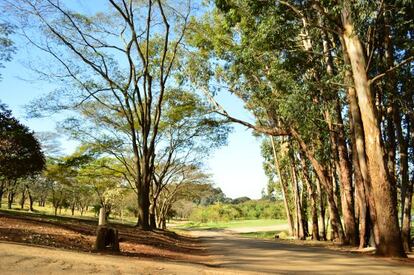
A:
[0,181,4,208]
[343,39,379,248]
[335,102,357,245]
[350,110,368,248]
[316,176,326,240]
[383,12,397,183]
[25,185,34,212]
[329,169,339,241]
[321,27,357,244]
[289,148,305,240]
[291,129,345,243]
[300,153,320,240]
[325,106,356,245]
[270,137,294,236]
[20,188,26,210]
[341,3,405,257]
[402,181,413,252]
[7,191,15,209]
[402,115,414,251]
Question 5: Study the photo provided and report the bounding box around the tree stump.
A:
[94,225,120,252]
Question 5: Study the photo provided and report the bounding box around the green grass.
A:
[0,202,138,226]
[239,230,284,239]
[176,219,287,230]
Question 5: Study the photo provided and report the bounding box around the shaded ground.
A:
[0,210,206,264]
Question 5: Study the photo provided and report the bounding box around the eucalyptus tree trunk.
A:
[316,176,326,241]
[401,115,414,251]
[349,110,369,248]
[289,147,305,240]
[270,137,294,236]
[322,29,357,245]
[341,2,404,257]
[300,153,319,241]
[291,129,345,243]
[401,181,413,252]
[325,108,355,245]
[383,18,412,252]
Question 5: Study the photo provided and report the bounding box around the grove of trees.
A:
[0,0,412,259]
[184,0,413,257]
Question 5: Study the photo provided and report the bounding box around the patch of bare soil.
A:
[0,211,208,264]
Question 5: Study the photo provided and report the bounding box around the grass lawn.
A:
[175,219,287,230]
[239,230,281,239]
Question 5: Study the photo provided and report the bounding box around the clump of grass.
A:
[239,230,290,239]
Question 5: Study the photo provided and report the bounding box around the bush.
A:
[187,199,286,223]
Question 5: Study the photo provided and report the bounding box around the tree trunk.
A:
[137,181,150,230]
[334,102,357,245]
[7,191,15,209]
[402,115,414,251]
[20,186,27,210]
[316,176,326,241]
[321,27,356,245]
[350,111,369,248]
[292,129,345,243]
[270,137,294,236]
[27,189,34,212]
[341,3,405,257]
[300,153,320,241]
[401,181,413,252]
[149,200,157,229]
[289,148,305,240]
[0,181,5,208]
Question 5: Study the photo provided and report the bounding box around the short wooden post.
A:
[99,207,107,226]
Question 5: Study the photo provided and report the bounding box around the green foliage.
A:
[0,22,15,78]
[0,103,45,180]
[189,199,286,223]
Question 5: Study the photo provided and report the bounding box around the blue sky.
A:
[0,0,268,199]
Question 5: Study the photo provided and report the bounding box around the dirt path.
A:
[193,230,414,274]
[1,231,414,274]
[0,241,229,275]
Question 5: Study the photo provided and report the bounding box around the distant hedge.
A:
[189,199,286,223]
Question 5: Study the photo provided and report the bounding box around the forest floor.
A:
[1,210,414,274]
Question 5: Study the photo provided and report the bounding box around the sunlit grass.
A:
[176,219,287,230]
[239,230,284,239]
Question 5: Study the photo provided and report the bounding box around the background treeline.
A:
[189,199,286,223]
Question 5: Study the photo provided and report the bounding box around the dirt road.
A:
[1,230,413,274]
[194,230,414,274]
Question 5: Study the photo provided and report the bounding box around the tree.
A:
[6,0,193,230]
[0,102,45,208]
